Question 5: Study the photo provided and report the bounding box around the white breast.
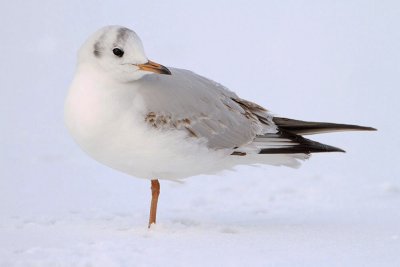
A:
[65,65,231,180]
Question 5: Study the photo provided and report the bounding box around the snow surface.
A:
[1,1,400,266]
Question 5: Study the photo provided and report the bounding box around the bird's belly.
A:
[77,122,229,180]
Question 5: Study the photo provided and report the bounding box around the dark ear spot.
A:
[116,27,131,43]
[93,42,101,57]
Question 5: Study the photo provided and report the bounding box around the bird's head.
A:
[78,25,171,82]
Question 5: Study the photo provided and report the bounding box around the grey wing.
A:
[136,68,276,149]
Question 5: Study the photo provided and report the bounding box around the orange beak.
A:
[137,60,171,75]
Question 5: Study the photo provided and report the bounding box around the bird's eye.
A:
[112,48,124,57]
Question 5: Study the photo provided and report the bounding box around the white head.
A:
[78,25,171,82]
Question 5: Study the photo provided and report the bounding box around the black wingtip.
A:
[325,145,346,153]
[272,117,377,135]
[258,131,346,155]
[362,126,377,131]
[344,125,377,132]
[259,145,345,154]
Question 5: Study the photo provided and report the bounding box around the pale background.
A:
[1,1,399,266]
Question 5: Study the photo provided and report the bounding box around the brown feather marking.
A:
[185,127,198,138]
[231,151,246,156]
[231,98,267,112]
[231,97,272,127]
[223,102,234,111]
[145,112,195,138]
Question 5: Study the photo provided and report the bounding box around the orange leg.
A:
[148,179,160,228]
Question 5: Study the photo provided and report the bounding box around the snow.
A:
[1,1,400,266]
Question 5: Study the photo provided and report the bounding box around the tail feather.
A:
[273,117,377,135]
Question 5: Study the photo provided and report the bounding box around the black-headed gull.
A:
[65,26,375,227]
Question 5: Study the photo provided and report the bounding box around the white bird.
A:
[65,26,375,227]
